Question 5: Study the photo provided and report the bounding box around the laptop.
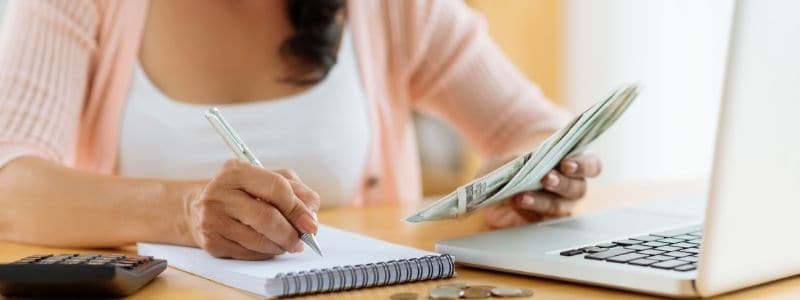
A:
[435,0,800,297]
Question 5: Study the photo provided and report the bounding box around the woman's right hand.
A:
[184,159,321,260]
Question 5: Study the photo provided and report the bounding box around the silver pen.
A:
[204,107,323,257]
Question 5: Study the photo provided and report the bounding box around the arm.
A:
[0,1,318,259]
[0,157,195,248]
[0,156,320,259]
[404,0,570,159]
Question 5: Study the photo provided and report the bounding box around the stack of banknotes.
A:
[406,84,640,222]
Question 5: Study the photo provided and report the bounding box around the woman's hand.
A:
[482,154,602,228]
[184,159,321,260]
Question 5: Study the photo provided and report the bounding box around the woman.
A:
[0,0,600,260]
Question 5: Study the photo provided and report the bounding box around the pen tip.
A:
[302,234,323,257]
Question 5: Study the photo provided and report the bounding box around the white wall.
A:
[562,0,734,184]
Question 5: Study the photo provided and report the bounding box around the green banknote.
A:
[405,84,640,222]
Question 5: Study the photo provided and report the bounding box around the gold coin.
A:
[390,292,419,300]
[491,286,534,298]
[428,286,463,300]
[462,286,492,299]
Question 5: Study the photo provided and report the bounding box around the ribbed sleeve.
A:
[0,0,98,168]
[403,0,569,157]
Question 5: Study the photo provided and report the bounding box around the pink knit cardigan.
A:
[0,0,567,205]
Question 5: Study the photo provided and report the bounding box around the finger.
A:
[212,234,278,260]
[224,161,317,234]
[541,171,587,200]
[560,154,602,178]
[289,181,321,213]
[275,169,321,213]
[274,169,301,181]
[223,190,304,252]
[482,202,531,228]
[508,194,547,222]
[514,192,578,217]
[218,217,293,254]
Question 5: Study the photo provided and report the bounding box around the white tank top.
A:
[118,28,370,208]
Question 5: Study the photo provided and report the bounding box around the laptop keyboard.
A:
[559,225,702,272]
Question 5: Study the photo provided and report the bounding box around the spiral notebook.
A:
[138,225,455,297]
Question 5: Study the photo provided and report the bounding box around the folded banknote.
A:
[406,84,639,222]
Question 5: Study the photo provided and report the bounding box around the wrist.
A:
[175,180,205,246]
[142,179,204,246]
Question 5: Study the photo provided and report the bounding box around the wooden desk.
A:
[2,181,799,299]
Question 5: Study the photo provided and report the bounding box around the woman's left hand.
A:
[482,154,602,228]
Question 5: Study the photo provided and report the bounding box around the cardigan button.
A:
[366,176,380,188]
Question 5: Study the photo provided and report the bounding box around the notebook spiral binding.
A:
[268,254,455,297]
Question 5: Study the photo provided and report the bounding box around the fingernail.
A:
[564,161,579,174]
[546,173,559,188]
[311,211,318,222]
[293,240,304,253]
[297,213,317,234]
[521,195,535,207]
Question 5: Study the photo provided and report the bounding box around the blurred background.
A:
[0,0,733,196]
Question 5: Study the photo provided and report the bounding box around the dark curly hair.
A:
[281,0,346,85]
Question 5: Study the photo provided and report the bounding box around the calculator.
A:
[0,253,167,297]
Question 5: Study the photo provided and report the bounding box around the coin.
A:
[437,282,468,289]
[428,286,463,300]
[390,292,419,300]
[462,286,492,299]
[491,287,534,298]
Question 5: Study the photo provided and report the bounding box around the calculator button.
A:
[100,255,121,260]
[115,263,136,269]
[75,254,100,260]
[41,258,64,262]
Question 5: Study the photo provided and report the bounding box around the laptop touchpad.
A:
[543,208,699,236]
